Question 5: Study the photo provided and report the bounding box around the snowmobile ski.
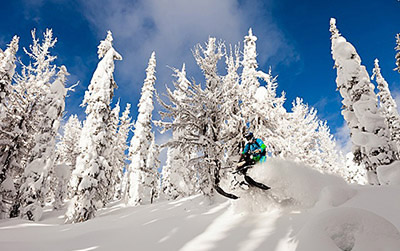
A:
[214,185,239,200]
[233,164,271,191]
[244,175,271,190]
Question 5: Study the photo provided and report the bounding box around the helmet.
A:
[244,132,254,140]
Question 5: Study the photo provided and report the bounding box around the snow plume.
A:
[233,158,349,213]
[330,18,398,185]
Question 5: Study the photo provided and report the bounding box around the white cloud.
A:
[391,88,400,114]
[334,121,352,154]
[78,0,296,99]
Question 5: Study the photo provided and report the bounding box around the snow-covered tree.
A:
[161,64,198,200]
[113,103,132,200]
[277,98,342,174]
[343,152,367,184]
[0,35,18,110]
[18,64,68,221]
[52,163,70,210]
[145,136,160,204]
[221,45,246,164]
[162,147,197,200]
[395,34,400,73]
[240,29,286,156]
[0,35,19,219]
[2,29,68,220]
[106,101,132,202]
[124,52,158,206]
[103,101,121,203]
[66,31,122,223]
[241,28,259,100]
[372,58,400,154]
[158,38,229,197]
[281,98,319,166]
[54,114,82,204]
[330,18,397,185]
[315,121,345,175]
[240,28,261,136]
[55,115,82,176]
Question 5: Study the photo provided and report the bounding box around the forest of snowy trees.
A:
[0,19,399,223]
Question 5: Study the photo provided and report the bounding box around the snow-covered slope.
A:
[1,159,400,251]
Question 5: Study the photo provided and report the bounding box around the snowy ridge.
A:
[1,159,400,250]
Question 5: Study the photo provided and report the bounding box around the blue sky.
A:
[1,0,400,153]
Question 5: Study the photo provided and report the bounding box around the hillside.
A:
[1,159,400,251]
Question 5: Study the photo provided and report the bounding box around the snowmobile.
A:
[214,151,271,200]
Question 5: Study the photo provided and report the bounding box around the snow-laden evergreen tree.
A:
[279,98,342,174]
[330,18,397,185]
[104,101,121,203]
[395,34,400,73]
[0,36,18,110]
[0,35,19,219]
[18,65,68,221]
[113,103,132,200]
[4,29,67,220]
[255,95,345,177]
[52,163,70,210]
[161,64,198,200]
[55,115,82,177]
[66,31,122,223]
[145,136,160,204]
[54,115,82,204]
[162,148,196,200]
[282,98,319,166]
[240,28,261,136]
[316,121,346,175]
[241,28,259,100]
[240,29,287,155]
[372,58,400,154]
[124,52,158,206]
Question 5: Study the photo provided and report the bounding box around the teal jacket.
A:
[242,138,266,162]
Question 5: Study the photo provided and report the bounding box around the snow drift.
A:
[295,207,400,251]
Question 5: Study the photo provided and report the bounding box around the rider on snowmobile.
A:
[231,132,270,192]
[239,132,267,169]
